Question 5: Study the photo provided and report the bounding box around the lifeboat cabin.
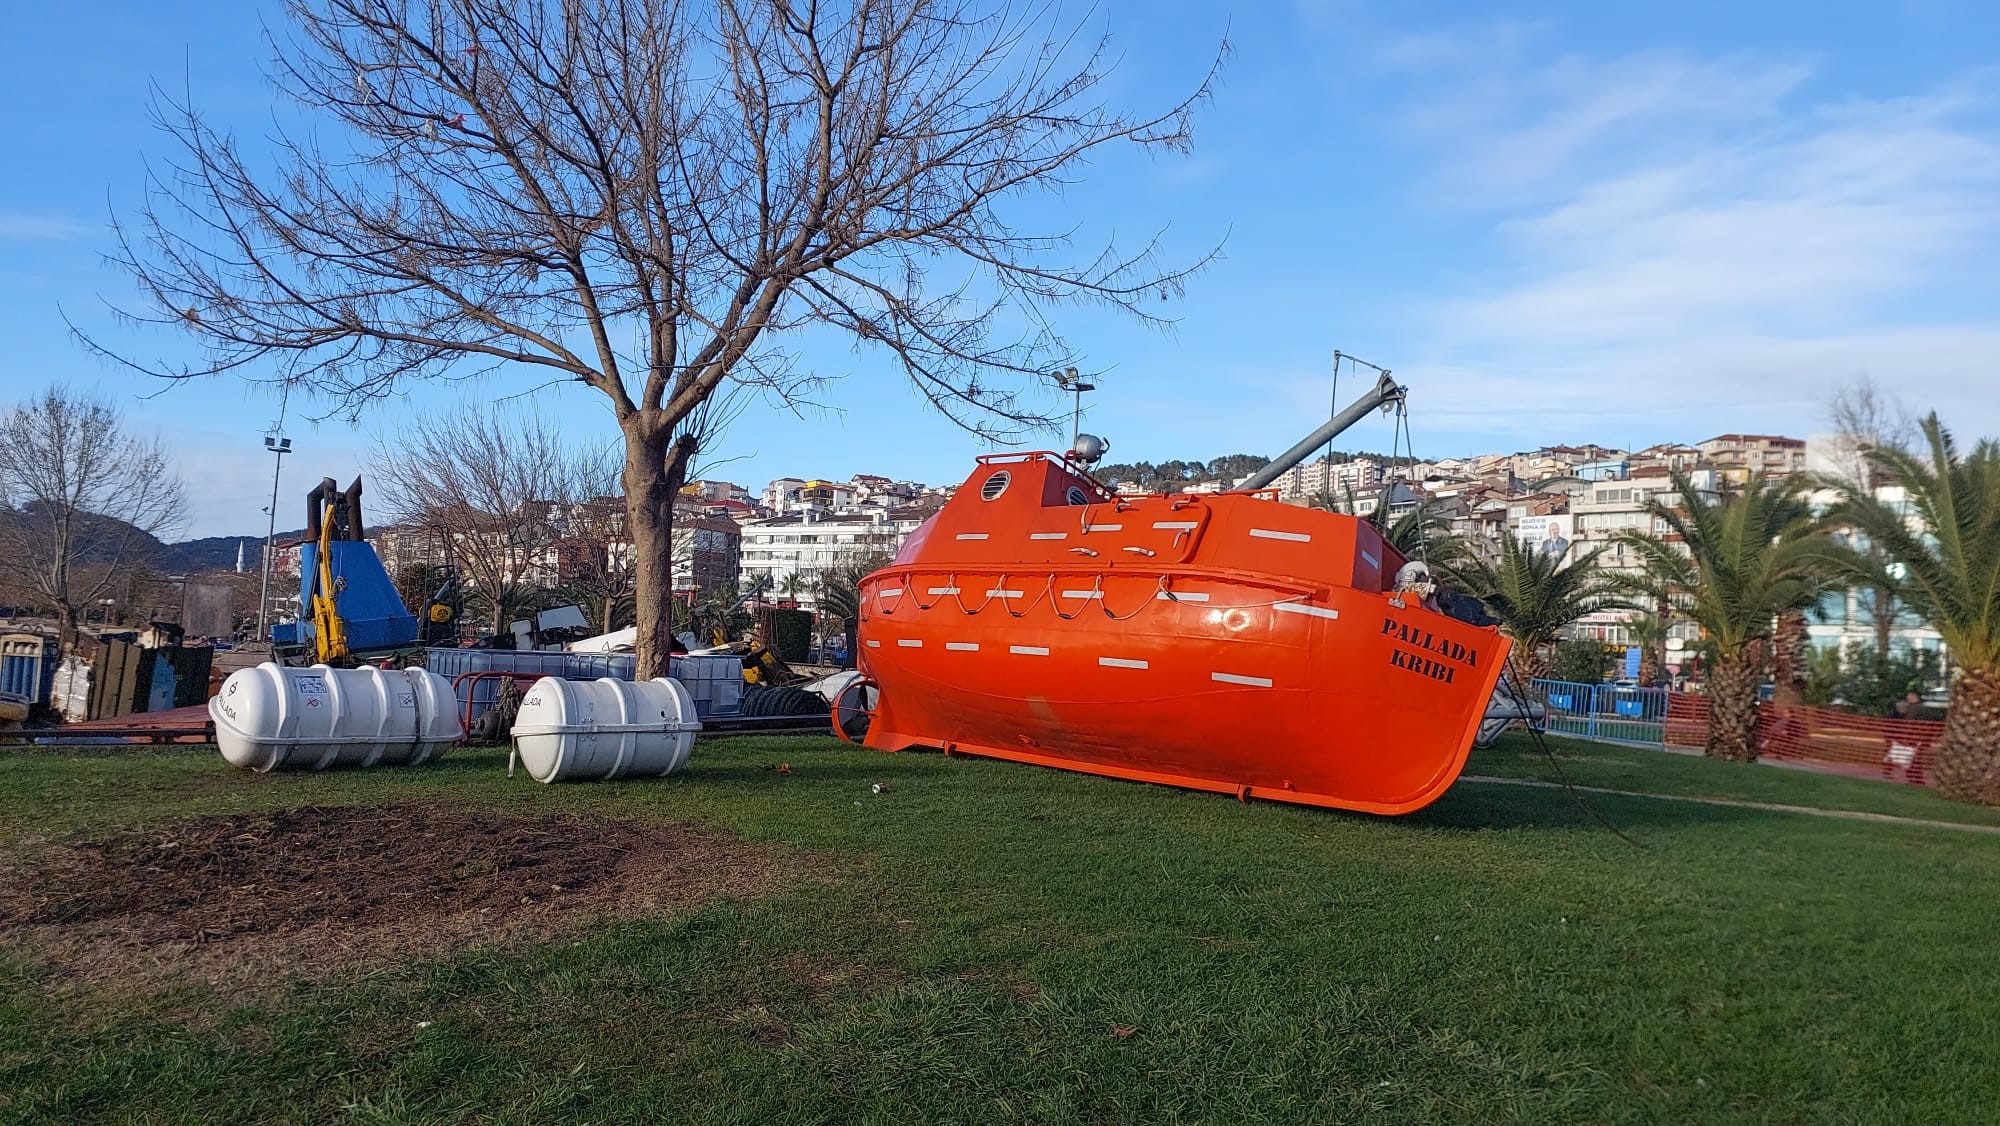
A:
[853,452,1510,815]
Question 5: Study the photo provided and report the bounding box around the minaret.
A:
[236,540,246,573]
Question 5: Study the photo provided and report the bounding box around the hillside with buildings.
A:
[157,429,1927,663]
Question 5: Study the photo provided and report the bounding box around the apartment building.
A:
[762,477,807,512]
[1443,492,1512,565]
[675,510,744,596]
[1567,469,1720,574]
[1699,434,1807,477]
[682,479,753,507]
[738,505,936,608]
[1630,443,1703,474]
[1273,455,1385,501]
[762,473,930,514]
[1508,444,1623,482]
[371,523,456,578]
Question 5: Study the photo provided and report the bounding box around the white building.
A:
[762,477,806,513]
[1799,478,1946,660]
[1274,456,1384,501]
[737,506,935,607]
[1565,469,1718,575]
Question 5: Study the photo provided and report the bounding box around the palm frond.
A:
[1452,534,1632,652]
[1619,470,1830,650]
[1828,413,2000,667]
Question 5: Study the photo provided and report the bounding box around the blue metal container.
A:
[565,652,637,681]
[0,633,58,706]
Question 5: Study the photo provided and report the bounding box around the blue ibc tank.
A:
[289,541,420,652]
[1,633,58,705]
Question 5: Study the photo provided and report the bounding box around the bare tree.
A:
[90,0,1220,676]
[368,406,593,635]
[0,387,189,648]
[551,450,642,636]
[1827,376,1915,660]
[1828,377,1914,486]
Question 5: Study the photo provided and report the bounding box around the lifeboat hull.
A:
[855,455,1509,816]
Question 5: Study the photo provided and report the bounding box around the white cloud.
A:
[1409,325,2000,442]
[1389,38,1813,198]
[0,213,91,241]
[1389,38,2000,441]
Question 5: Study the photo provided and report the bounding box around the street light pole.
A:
[1054,367,1096,447]
[256,435,292,641]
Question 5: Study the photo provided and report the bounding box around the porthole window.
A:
[1066,486,1090,506]
[980,471,1011,501]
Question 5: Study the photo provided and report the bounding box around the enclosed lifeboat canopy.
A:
[851,451,1508,815]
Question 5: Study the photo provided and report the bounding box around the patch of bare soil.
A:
[0,803,787,991]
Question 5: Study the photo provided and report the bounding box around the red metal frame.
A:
[450,671,545,738]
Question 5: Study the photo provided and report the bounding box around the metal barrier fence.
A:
[1664,693,1944,787]
[1523,680,1946,789]
[1529,679,1671,746]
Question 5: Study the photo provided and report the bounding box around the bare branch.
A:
[97,0,1224,674]
[0,387,190,647]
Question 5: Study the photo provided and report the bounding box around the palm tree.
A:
[778,570,808,607]
[1450,534,1629,688]
[1804,644,1843,707]
[1318,485,1470,573]
[816,557,885,628]
[815,554,892,668]
[1626,610,1672,687]
[1827,414,2000,804]
[1771,607,1813,708]
[1616,471,1824,762]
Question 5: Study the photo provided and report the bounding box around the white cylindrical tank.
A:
[510,676,699,783]
[210,662,462,772]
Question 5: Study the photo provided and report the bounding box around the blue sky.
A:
[4,1,1998,536]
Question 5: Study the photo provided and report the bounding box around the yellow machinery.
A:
[309,528,348,662]
[307,493,349,664]
[277,476,422,667]
[699,577,803,686]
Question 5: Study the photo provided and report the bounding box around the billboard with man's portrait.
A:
[1517,514,1574,562]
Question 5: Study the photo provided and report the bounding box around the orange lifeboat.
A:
[849,446,1510,816]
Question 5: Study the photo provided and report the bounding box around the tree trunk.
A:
[625,428,697,680]
[1505,636,1550,692]
[1935,666,2000,805]
[58,604,81,656]
[1706,648,1761,761]
[1771,608,1810,709]
[1638,645,1659,688]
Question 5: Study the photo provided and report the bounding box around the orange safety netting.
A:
[1663,693,1944,786]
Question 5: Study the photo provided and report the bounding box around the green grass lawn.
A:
[3,733,1998,1124]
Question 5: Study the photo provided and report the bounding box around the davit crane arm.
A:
[1238,371,1407,492]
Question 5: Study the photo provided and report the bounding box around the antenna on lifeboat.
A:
[1053,366,1098,447]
